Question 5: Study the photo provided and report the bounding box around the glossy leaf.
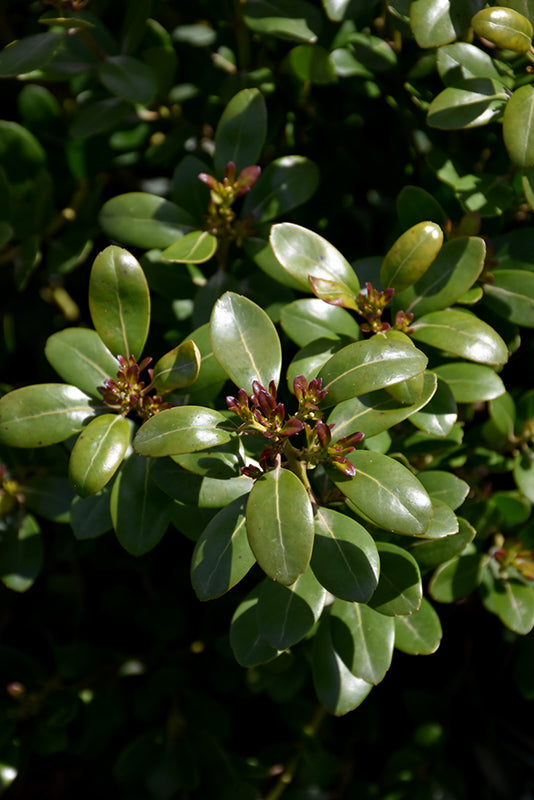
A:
[429,554,485,602]
[334,451,432,536]
[407,517,476,573]
[89,246,150,360]
[393,236,486,317]
[503,85,534,168]
[394,597,442,655]
[424,499,459,540]
[396,186,447,230]
[45,328,120,398]
[151,341,200,394]
[242,155,319,222]
[280,298,360,348]
[110,453,173,556]
[368,542,422,616]
[243,237,305,291]
[242,0,322,43]
[68,414,130,498]
[323,0,380,21]
[436,42,514,87]
[246,466,314,585]
[409,376,457,436]
[287,337,350,390]
[381,222,443,291]
[433,362,505,403]
[70,491,113,540]
[134,406,232,457]
[175,324,228,403]
[214,88,267,176]
[286,44,336,84]
[191,497,256,600]
[410,0,474,48]
[513,452,534,503]
[0,384,95,448]
[312,507,379,602]
[481,572,534,635]
[152,458,252,508]
[318,334,427,407]
[98,56,157,105]
[0,513,42,593]
[427,79,507,130]
[210,292,282,390]
[161,230,217,264]
[173,439,243,479]
[472,7,533,53]
[330,599,394,684]
[230,585,280,667]
[411,308,508,366]
[257,569,326,649]
[417,470,469,510]
[312,617,373,716]
[99,192,194,250]
[0,32,64,76]
[270,222,360,295]
[483,269,534,327]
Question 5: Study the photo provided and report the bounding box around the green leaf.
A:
[381,222,443,292]
[151,341,200,394]
[396,186,448,230]
[243,0,322,43]
[285,44,336,84]
[436,42,514,87]
[489,392,516,438]
[514,451,534,502]
[191,497,256,600]
[472,7,533,53]
[424,499,459,540]
[89,246,150,360]
[503,85,534,168]
[409,376,457,436]
[334,451,432,536]
[427,79,507,130]
[152,458,252,508]
[173,439,243,479]
[0,384,95,448]
[417,470,469,509]
[210,292,282,390]
[243,237,304,291]
[329,599,394,684]
[393,236,486,317]
[411,308,508,366]
[270,222,360,295]
[429,554,485,602]
[230,585,280,667]
[394,597,442,655]
[326,372,436,440]
[99,193,194,250]
[70,98,131,139]
[323,0,381,21]
[45,328,120,398]
[257,569,326,649]
[161,230,218,264]
[134,407,232,457]
[175,324,228,403]
[170,154,211,222]
[368,542,422,616]
[312,617,373,715]
[23,476,74,523]
[312,507,379,602]
[68,414,130,498]
[280,298,361,348]
[242,155,319,222]
[0,513,43,593]
[214,88,267,176]
[110,453,172,556]
[481,572,534,634]
[407,517,476,573]
[0,32,64,76]
[318,333,427,407]
[483,269,534,326]
[433,362,505,403]
[246,466,314,585]
[287,337,350,390]
[98,55,156,105]
[410,0,474,48]
[493,490,530,526]
[70,491,113,540]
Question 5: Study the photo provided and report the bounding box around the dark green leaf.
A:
[409,376,457,436]
[99,193,194,250]
[0,32,64,76]
[280,298,360,348]
[417,470,469,509]
[285,44,336,84]
[257,569,326,649]
[483,269,534,326]
[433,362,505,403]
[424,499,459,539]
[514,451,534,502]
[481,572,534,634]
[427,79,507,130]
[368,542,422,616]
[175,324,228,403]
[210,292,282,390]
[173,439,243,479]
[153,459,252,508]
[68,414,130,498]
[381,221,443,291]
[70,491,113,540]
[330,599,394,684]
[312,507,379,602]
[230,585,280,667]
[436,42,514,87]
[161,230,218,264]
[0,513,42,593]
[23,475,74,523]
[407,517,476,573]
[242,155,319,222]
[411,308,508,366]
[0,384,95,448]
[214,88,267,176]
[89,246,150,360]
[503,85,534,168]
[410,0,475,48]
[45,328,120,398]
[286,337,350,390]
[70,98,131,139]
[191,497,256,600]
[246,466,314,585]
[243,237,305,290]
[429,554,485,602]
[151,341,200,394]
[134,406,232,457]
[396,186,447,230]
[98,55,156,105]
[243,0,322,43]
[394,597,442,655]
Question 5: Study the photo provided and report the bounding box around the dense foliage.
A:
[1,0,534,797]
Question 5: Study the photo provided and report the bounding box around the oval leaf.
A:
[98,55,156,105]
[151,340,200,394]
[257,569,326,649]
[280,297,361,348]
[472,7,533,53]
[394,597,442,655]
[427,79,507,130]
[214,88,267,176]
[89,246,150,360]
[230,585,280,667]
[161,230,218,264]
[45,328,120,398]
[503,85,534,168]
[381,222,443,291]
[409,375,457,436]
[433,362,505,403]
[134,406,232,457]
[242,155,320,223]
[0,384,95,448]
[407,517,475,574]
[483,269,534,326]
[411,308,508,366]
[68,414,130,498]
[246,466,314,585]
[99,192,194,249]
[210,292,282,390]
[329,599,395,684]
[368,542,422,616]
[417,470,469,510]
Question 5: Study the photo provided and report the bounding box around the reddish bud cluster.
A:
[492,538,534,581]
[227,380,303,441]
[293,375,327,418]
[98,355,170,420]
[355,282,413,334]
[199,161,260,247]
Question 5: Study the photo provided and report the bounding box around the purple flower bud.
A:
[316,420,332,448]
[331,456,356,477]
